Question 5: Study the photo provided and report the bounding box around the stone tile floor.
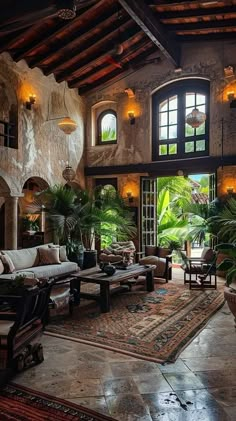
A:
[15,275,236,421]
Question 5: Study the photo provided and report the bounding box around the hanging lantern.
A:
[58,117,77,134]
[57,0,76,20]
[185,108,206,128]
[62,165,76,182]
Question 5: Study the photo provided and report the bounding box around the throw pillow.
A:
[0,256,4,274]
[1,253,15,273]
[37,247,61,266]
[49,245,69,262]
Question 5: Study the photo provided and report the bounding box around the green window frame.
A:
[152,79,210,161]
[97,109,117,145]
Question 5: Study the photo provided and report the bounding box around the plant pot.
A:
[224,286,236,324]
[83,250,97,269]
[68,251,84,269]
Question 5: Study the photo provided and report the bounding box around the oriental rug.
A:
[0,383,115,421]
[46,281,224,364]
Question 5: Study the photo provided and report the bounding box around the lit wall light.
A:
[25,94,36,110]
[126,191,134,203]
[128,111,135,125]
[226,186,234,195]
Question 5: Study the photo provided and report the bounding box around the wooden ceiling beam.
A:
[166,19,236,32]
[0,0,55,28]
[177,32,236,41]
[54,22,139,82]
[78,45,157,95]
[69,37,152,88]
[118,0,180,66]
[156,6,236,20]
[29,10,127,70]
[13,0,109,62]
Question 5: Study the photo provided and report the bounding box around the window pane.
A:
[159,144,167,155]
[196,94,205,106]
[196,139,206,151]
[159,112,168,126]
[101,113,116,142]
[197,104,206,113]
[186,93,195,107]
[159,99,168,112]
[169,144,177,154]
[196,122,205,135]
[185,123,194,137]
[160,126,168,140]
[185,141,194,153]
[169,125,177,139]
[169,96,177,110]
[169,110,177,124]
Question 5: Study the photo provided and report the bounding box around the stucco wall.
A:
[0,53,86,197]
[86,40,236,168]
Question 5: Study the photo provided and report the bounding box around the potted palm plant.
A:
[73,186,137,269]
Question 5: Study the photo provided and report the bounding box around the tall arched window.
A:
[97,109,117,145]
[152,79,210,160]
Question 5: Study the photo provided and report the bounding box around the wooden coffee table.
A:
[71,264,156,313]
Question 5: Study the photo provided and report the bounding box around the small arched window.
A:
[152,79,210,160]
[97,109,117,145]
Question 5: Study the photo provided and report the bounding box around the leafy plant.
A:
[209,198,236,243]
[215,242,236,289]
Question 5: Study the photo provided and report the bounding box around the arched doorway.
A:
[0,176,11,248]
[20,177,49,248]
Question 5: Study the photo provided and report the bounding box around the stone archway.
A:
[20,176,50,247]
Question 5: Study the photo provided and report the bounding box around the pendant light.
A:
[62,165,76,182]
[58,117,77,134]
[57,0,76,20]
[185,108,206,128]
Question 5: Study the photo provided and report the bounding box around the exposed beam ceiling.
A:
[0,1,235,94]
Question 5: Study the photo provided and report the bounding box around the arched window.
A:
[152,79,210,160]
[97,109,117,145]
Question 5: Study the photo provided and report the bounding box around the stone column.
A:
[4,196,18,249]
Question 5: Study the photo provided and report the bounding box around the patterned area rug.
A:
[0,383,115,420]
[46,281,224,363]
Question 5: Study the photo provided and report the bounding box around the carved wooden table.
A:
[71,264,156,313]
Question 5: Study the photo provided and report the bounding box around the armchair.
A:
[99,241,136,266]
[139,246,172,283]
[182,247,217,289]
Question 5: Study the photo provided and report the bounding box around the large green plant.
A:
[215,243,236,288]
[157,176,192,247]
[210,198,236,243]
[73,186,136,250]
[34,184,81,244]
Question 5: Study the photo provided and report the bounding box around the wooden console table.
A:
[71,264,156,313]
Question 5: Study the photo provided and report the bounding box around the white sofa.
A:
[0,244,78,281]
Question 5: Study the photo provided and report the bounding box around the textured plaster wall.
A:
[0,53,85,197]
[86,40,236,168]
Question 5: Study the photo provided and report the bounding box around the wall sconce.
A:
[127,191,134,203]
[226,186,234,195]
[224,65,234,79]
[125,88,135,98]
[25,94,36,110]
[128,111,135,125]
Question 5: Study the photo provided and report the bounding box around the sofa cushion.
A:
[49,245,69,262]
[1,244,53,270]
[37,247,61,265]
[0,261,78,281]
[1,254,15,273]
[139,256,165,277]
[0,258,4,275]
